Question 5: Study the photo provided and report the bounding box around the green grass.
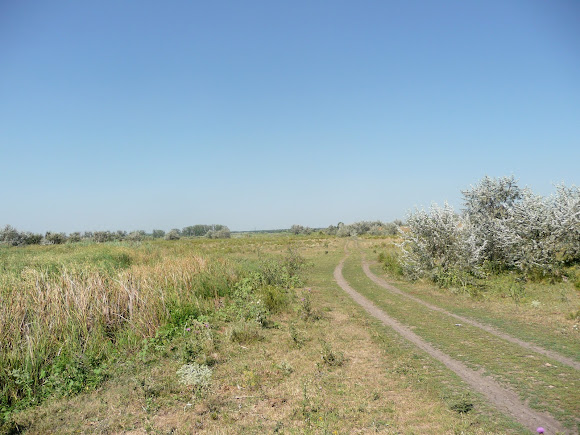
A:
[3,235,576,433]
[367,241,580,362]
[343,249,580,431]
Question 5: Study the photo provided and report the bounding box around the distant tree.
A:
[68,232,82,243]
[0,225,25,246]
[24,232,43,245]
[93,231,113,243]
[324,225,338,235]
[44,232,67,245]
[127,231,145,241]
[152,229,165,239]
[206,226,231,239]
[290,225,312,235]
[165,229,181,240]
[114,230,127,241]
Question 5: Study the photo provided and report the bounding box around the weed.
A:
[567,308,580,321]
[299,288,320,321]
[449,394,474,414]
[274,361,294,375]
[227,321,263,344]
[289,323,306,348]
[379,252,404,277]
[320,340,344,367]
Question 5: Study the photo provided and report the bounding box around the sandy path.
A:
[362,260,580,371]
[334,255,568,434]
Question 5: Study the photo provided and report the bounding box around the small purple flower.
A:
[185,328,191,332]
[204,323,210,328]
[301,298,305,301]
[537,428,545,434]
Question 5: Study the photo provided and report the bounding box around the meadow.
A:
[0,228,578,433]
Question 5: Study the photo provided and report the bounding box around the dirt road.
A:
[334,255,569,434]
[361,259,580,371]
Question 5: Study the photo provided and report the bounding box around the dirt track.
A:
[334,255,568,434]
[361,259,580,371]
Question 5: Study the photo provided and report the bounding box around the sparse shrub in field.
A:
[567,308,580,320]
[259,285,289,313]
[290,224,312,235]
[289,323,306,347]
[299,288,320,321]
[449,394,474,414]
[227,320,263,344]
[176,362,212,392]
[206,226,231,239]
[320,340,344,367]
[379,252,404,277]
[165,229,181,240]
[275,360,294,375]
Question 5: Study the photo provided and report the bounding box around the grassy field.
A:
[1,235,578,433]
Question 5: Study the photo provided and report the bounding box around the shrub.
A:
[290,225,312,235]
[68,232,82,243]
[151,229,165,239]
[206,227,231,239]
[44,232,67,245]
[379,252,404,277]
[93,231,113,243]
[0,225,26,246]
[127,231,145,242]
[176,363,212,391]
[165,229,181,240]
[400,176,580,284]
[320,340,344,366]
[400,203,485,281]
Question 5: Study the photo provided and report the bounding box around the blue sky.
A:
[1,1,579,233]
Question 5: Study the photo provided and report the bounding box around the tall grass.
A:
[0,240,305,417]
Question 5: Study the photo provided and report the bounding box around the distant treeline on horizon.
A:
[0,220,405,246]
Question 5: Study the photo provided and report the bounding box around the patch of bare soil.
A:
[361,259,580,371]
[335,256,568,434]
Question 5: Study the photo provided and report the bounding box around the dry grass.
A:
[10,242,523,434]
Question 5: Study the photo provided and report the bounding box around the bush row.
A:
[401,176,580,283]
[290,221,403,237]
[0,224,231,246]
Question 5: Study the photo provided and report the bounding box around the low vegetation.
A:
[0,239,306,430]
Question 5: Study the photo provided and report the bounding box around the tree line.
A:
[0,224,231,246]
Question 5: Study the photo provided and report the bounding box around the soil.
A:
[334,254,569,434]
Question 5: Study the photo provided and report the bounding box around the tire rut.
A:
[362,260,580,371]
[334,254,568,434]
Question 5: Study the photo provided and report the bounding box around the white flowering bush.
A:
[401,176,580,283]
[549,184,580,264]
[400,203,485,285]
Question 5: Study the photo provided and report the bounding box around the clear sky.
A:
[1,1,579,233]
